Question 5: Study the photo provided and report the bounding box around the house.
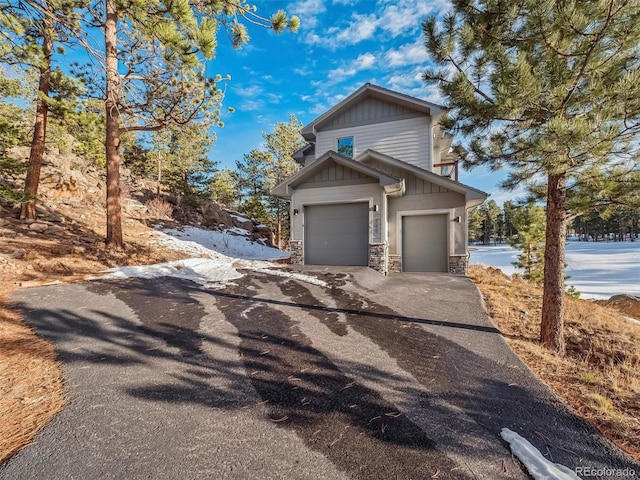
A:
[271,83,487,275]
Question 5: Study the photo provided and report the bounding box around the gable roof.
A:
[301,83,446,142]
[271,150,401,199]
[356,149,488,206]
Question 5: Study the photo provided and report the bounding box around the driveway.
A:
[1,267,637,479]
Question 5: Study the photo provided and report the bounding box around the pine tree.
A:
[0,0,81,219]
[508,204,546,283]
[210,166,240,208]
[423,0,640,354]
[77,0,299,249]
[262,114,304,248]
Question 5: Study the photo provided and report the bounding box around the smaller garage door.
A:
[402,214,448,272]
[305,203,369,266]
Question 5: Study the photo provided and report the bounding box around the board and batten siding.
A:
[315,117,432,171]
[321,96,421,129]
[387,191,466,256]
[291,183,383,244]
[296,160,377,189]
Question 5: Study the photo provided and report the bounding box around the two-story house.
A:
[272,83,487,275]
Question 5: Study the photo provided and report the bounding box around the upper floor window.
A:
[337,136,354,158]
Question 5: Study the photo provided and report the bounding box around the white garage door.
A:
[402,214,448,272]
[304,203,369,266]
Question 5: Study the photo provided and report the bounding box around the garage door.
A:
[402,214,448,272]
[305,203,369,266]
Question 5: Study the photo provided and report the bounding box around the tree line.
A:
[0,0,299,250]
[470,201,640,246]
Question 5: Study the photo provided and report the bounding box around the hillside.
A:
[0,146,283,463]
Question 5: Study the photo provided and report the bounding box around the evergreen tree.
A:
[508,204,546,283]
[77,0,299,249]
[209,166,240,208]
[0,0,81,219]
[423,0,640,353]
[262,114,304,248]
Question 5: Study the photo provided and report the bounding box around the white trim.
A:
[396,208,452,272]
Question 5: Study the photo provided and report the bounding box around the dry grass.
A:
[0,287,65,464]
[0,201,188,464]
[470,265,640,462]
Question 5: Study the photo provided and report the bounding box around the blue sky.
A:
[207,0,520,204]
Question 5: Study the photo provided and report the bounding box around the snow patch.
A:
[93,226,326,289]
[500,429,580,480]
[470,242,640,299]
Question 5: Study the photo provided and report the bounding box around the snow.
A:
[97,226,327,289]
[157,226,289,261]
[500,429,580,480]
[470,241,640,299]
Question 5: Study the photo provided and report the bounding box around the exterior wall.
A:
[290,240,303,264]
[315,117,432,171]
[322,96,421,129]
[290,182,383,247]
[387,190,466,256]
[368,243,387,275]
[295,159,377,189]
[449,254,468,275]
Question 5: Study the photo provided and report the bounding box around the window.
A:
[337,136,354,158]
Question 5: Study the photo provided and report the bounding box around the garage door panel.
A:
[402,214,448,272]
[305,203,369,266]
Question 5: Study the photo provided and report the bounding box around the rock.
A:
[595,294,640,320]
[10,249,27,259]
[28,222,49,232]
[0,218,10,227]
[72,246,86,254]
[48,224,65,234]
[201,202,233,229]
[230,213,253,232]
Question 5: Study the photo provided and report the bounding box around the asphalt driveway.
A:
[1,267,637,479]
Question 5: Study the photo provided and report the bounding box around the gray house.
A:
[272,83,487,275]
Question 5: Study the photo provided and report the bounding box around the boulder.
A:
[201,202,233,229]
[28,222,49,232]
[229,213,253,232]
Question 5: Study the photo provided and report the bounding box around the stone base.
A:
[388,254,402,273]
[449,254,468,275]
[368,243,387,275]
[289,240,303,264]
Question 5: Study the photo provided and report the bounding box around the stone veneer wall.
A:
[449,254,468,275]
[388,254,402,273]
[289,240,303,264]
[368,243,387,275]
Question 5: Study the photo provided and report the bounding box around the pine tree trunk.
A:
[541,173,567,354]
[276,198,282,249]
[20,7,53,220]
[104,0,123,249]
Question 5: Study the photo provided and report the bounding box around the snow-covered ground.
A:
[500,429,580,480]
[96,225,327,288]
[470,241,640,299]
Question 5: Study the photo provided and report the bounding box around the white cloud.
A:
[239,99,264,111]
[328,52,377,83]
[287,0,326,28]
[384,39,429,67]
[234,85,262,97]
[305,13,378,48]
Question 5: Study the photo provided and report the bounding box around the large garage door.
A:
[305,203,369,266]
[402,214,448,272]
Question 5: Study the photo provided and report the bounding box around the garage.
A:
[401,214,448,272]
[304,203,369,266]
